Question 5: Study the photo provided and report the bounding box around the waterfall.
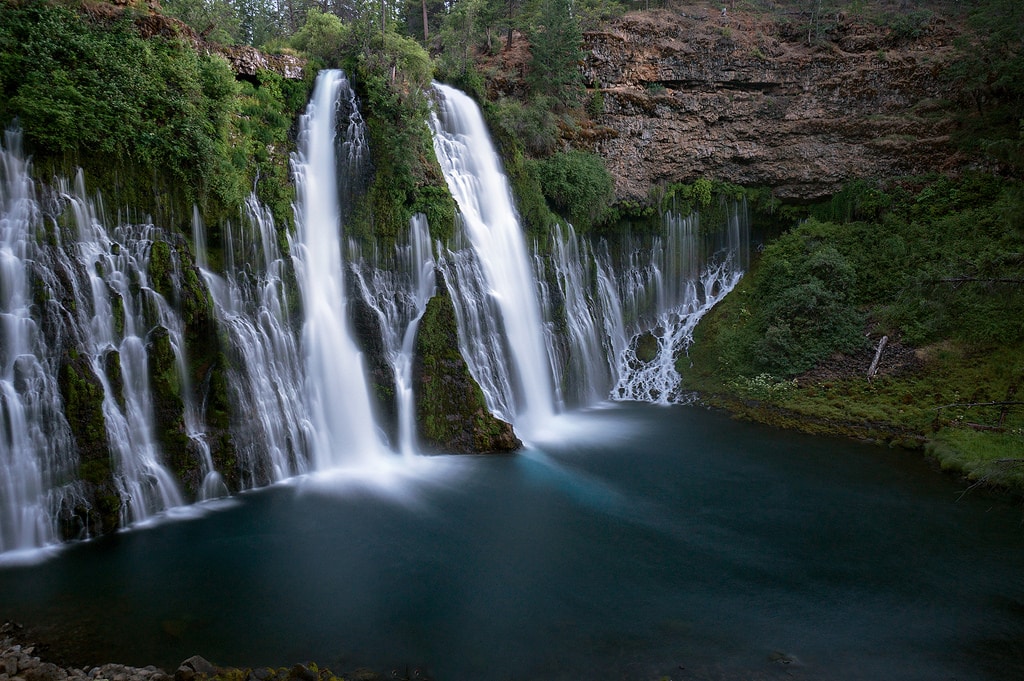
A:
[289,69,387,467]
[64,196,185,525]
[193,200,309,487]
[0,128,81,554]
[349,215,436,458]
[1,72,752,558]
[0,127,195,554]
[429,84,556,436]
[538,202,749,405]
[606,204,747,403]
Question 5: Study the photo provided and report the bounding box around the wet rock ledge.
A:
[0,624,416,681]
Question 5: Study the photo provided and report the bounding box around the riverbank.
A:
[682,291,1024,495]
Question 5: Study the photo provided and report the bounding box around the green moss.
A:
[59,358,107,450]
[413,284,519,453]
[58,354,122,533]
[148,239,175,300]
[634,331,658,364]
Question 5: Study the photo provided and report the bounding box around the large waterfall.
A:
[0,128,81,554]
[0,76,749,558]
[429,84,557,436]
[289,70,387,467]
[428,84,748,416]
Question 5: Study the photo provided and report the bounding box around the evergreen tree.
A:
[527,0,582,107]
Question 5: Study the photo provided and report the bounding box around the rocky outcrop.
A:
[214,45,304,82]
[580,7,968,201]
[412,278,521,454]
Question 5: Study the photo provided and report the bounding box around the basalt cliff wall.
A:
[578,8,967,202]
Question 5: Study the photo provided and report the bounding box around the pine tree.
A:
[527,0,583,107]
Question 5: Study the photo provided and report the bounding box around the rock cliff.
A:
[578,6,967,201]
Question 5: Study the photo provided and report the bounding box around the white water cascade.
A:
[193,200,309,487]
[290,69,387,467]
[62,188,185,524]
[349,215,436,458]
[429,84,556,436]
[536,203,749,405]
[0,129,81,554]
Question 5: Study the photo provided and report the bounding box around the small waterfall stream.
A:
[64,198,185,524]
[349,215,436,458]
[193,199,309,488]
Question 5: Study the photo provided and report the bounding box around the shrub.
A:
[532,150,615,230]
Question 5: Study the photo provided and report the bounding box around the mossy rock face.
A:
[634,331,659,363]
[57,353,119,535]
[102,348,125,410]
[349,291,398,443]
[412,279,521,454]
[146,325,196,494]
[205,351,238,491]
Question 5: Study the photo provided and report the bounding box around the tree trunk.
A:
[867,335,888,380]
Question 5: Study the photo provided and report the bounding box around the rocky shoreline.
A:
[1,623,173,681]
[0,624,411,681]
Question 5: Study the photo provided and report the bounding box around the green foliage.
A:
[487,96,559,156]
[946,0,1024,171]
[0,1,249,226]
[232,69,313,228]
[686,172,1024,379]
[341,27,448,250]
[481,99,559,236]
[162,0,241,45]
[289,8,350,67]
[531,150,614,230]
[574,0,625,31]
[436,0,486,84]
[753,233,867,375]
[682,174,1024,488]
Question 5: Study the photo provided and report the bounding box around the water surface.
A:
[2,404,1022,681]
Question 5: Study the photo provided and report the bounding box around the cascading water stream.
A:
[1,72,751,558]
[429,84,556,436]
[0,128,79,554]
[349,215,436,458]
[194,198,309,487]
[63,191,185,524]
[536,203,749,405]
[290,69,386,468]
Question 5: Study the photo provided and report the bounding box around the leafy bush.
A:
[752,235,866,375]
[488,96,559,157]
[0,1,246,223]
[689,175,1024,386]
[289,9,350,68]
[532,150,615,230]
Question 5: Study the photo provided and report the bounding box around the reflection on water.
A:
[1,403,1023,681]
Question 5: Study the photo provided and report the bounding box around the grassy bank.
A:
[681,176,1024,493]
